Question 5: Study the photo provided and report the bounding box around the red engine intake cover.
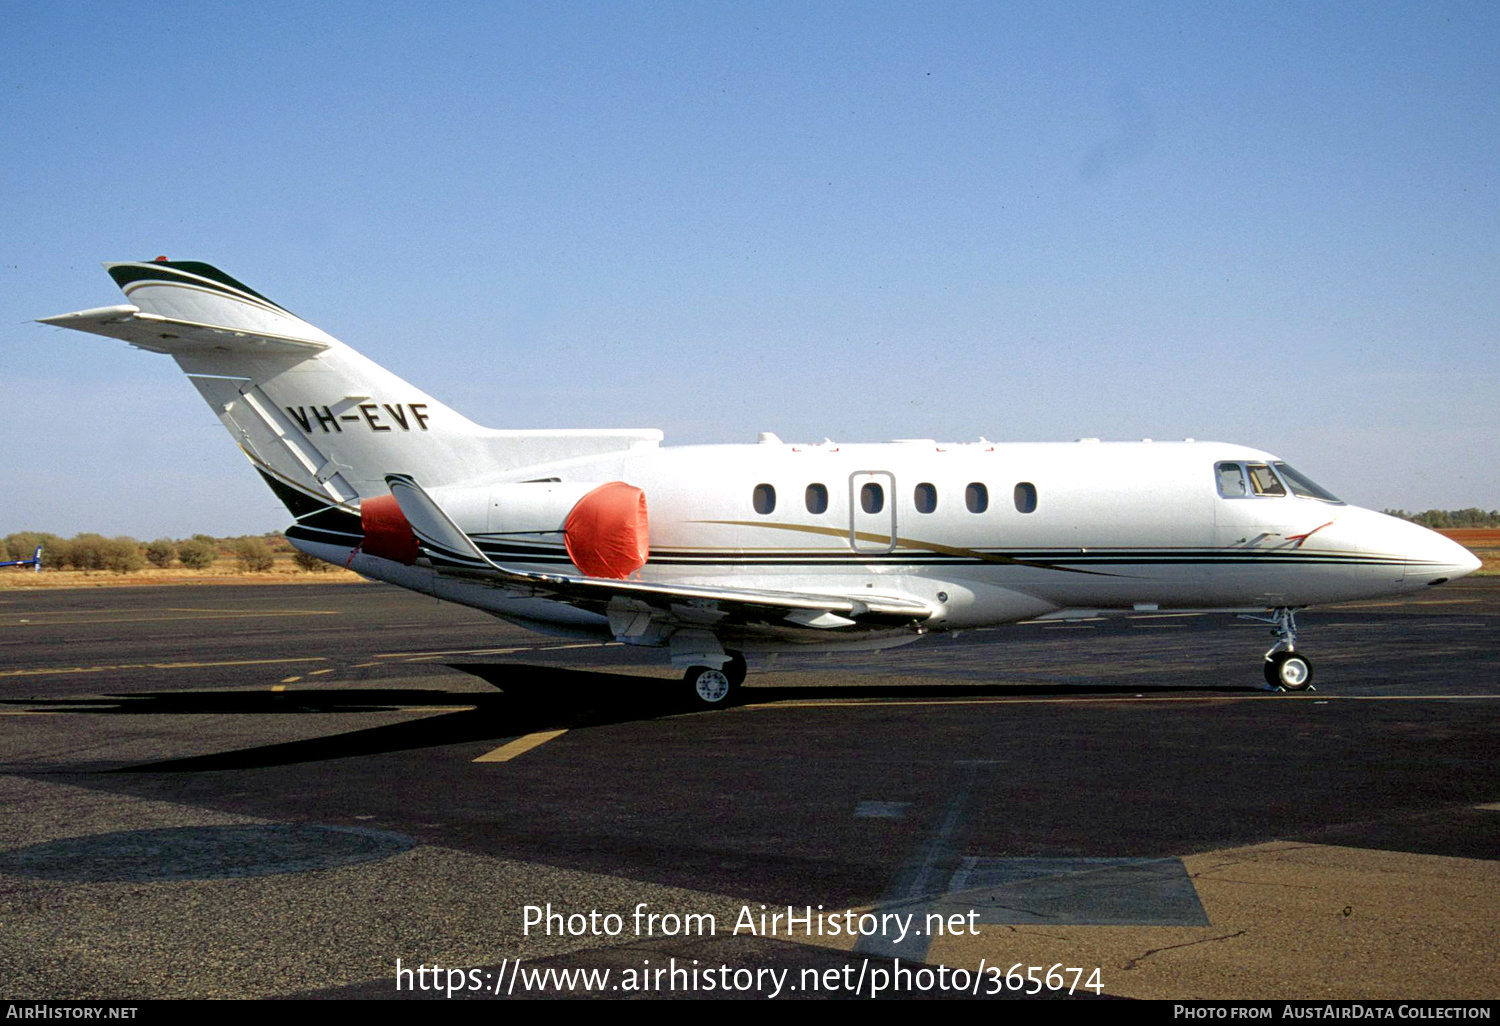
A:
[360,493,420,565]
[564,482,649,579]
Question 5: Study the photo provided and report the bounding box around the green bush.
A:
[177,537,219,570]
[60,534,109,571]
[233,537,275,573]
[144,538,177,568]
[102,537,145,574]
[292,549,333,572]
[56,534,142,573]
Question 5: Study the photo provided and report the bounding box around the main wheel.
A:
[1264,650,1313,691]
[684,665,738,708]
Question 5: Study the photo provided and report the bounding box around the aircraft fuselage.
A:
[312,437,1475,650]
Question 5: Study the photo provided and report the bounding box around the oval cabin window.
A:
[861,482,884,514]
[965,482,988,514]
[805,483,828,514]
[753,484,776,515]
[1014,482,1037,513]
[914,482,937,514]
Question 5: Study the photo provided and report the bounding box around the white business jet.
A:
[41,260,1480,706]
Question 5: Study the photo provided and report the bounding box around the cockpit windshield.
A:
[1246,463,1285,496]
[1215,461,1343,503]
[1272,462,1343,503]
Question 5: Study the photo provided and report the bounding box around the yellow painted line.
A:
[473,729,569,763]
[740,693,1500,711]
[379,641,617,660]
[307,668,335,676]
[1333,597,1486,608]
[271,685,287,692]
[1295,694,1500,701]
[742,697,1234,710]
[0,610,341,627]
[1474,802,1500,812]
[280,676,302,684]
[0,710,60,716]
[0,657,328,678]
[376,647,531,659]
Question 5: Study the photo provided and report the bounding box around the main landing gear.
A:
[683,652,748,709]
[1240,607,1315,692]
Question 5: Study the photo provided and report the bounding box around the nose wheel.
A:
[1241,607,1316,692]
[1264,649,1313,690]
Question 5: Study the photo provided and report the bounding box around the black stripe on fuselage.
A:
[470,536,1426,567]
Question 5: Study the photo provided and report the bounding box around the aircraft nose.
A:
[1404,526,1482,586]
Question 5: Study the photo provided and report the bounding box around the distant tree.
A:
[1450,508,1500,528]
[101,537,145,574]
[53,534,142,573]
[177,537,219,570]
[233,536,275,573]
[1384,509,1500,529]
[144,538,177,568]
[60,534,109,571]
[292,550,333,573]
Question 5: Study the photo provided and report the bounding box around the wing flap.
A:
[39,305,330,356]
[515,570,933,627]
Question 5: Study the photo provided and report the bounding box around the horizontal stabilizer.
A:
[38,305,330,357]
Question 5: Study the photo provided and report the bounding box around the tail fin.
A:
[1,546,43,573]
[41,260,662,524]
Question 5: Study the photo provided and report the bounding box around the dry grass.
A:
[0,553,365,589]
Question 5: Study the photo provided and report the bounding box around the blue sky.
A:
[4,2,1496,537]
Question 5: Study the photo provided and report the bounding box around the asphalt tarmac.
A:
[0,578,1496,1001]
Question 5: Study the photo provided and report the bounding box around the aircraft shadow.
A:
[6,663,1267,774]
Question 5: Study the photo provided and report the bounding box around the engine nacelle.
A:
[360,493,420,564]
[561,481,649,579]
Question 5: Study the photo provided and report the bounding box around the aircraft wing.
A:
[38,305,330,357]
[384,474,933,630]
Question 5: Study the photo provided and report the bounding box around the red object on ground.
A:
[360,494,420,565]
[564,482,650,579]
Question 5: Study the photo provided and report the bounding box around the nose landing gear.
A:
[1264,649,1313,690]
[1240,607,1316,692]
